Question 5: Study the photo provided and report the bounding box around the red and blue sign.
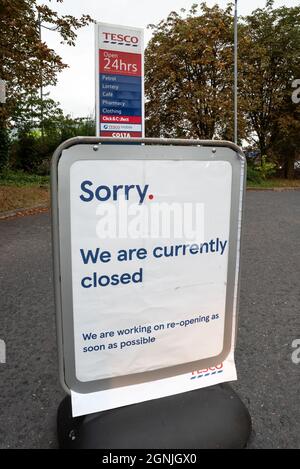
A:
[96,24,144,138]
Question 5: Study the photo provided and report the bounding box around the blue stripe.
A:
[100,107,142,117]
[101,99,141,109]
[100,74,141,85]
[190,369,224,380]
[101,91,141,100]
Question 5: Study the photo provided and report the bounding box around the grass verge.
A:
[0,186,50,213]
[0,170,50,213]
[0,170,49,187]
[247,178,300,189]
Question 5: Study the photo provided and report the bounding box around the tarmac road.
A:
[0,191,299,448]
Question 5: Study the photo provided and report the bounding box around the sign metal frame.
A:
[51,137,246,394]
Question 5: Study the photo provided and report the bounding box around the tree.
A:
[10,99,95,173]
[0,125,9,169]
[269,99,300,179]
[0,0,92,168]
[238,1,300,176]
[145,3,241,140]
[145,1,300,178]
[14,93,64,133]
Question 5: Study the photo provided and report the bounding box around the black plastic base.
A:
[57,383,252,449]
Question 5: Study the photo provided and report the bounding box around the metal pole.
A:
[38,11,44,139]
[234,0,238,145]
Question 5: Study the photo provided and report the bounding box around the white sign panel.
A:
[52,140,245,417]
[70,159,230,382]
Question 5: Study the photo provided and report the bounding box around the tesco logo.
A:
[102,32,139,47]
[190,363,224,380]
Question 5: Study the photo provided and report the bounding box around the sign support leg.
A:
[57,383,251,449]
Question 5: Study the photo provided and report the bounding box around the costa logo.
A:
[102,32,139,47]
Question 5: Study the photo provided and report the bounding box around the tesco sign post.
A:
[95,23,144,138]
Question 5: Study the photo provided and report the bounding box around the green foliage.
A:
[145,1,300,177]
[246,165,263,184]
[145,3,237,139]
[0,169,49,187]
[246,156,276,184]
[0,124,10,170]
[14,94,64,134]
[239,3,300,161]
[0,1,93,126]
[256,156,277,180]
[10,130,52,173]
[9,113,95,174]
[0,1,94,175]
[57,115,96,142]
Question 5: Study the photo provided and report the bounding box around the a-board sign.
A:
[95,23,144,138]
[51,137,246,411]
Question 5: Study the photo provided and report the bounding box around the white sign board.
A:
[52,139,246,417]
[71,159,230,381]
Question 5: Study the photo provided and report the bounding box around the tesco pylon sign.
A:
[95,23,144,138]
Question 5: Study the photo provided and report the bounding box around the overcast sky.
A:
[39,0,299,117]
